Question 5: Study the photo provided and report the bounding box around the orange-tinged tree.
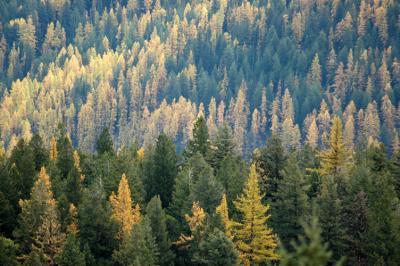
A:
[109,174,141,240]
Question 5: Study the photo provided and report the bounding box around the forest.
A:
[0,0,399,265]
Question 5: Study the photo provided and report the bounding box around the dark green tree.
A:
[113,218,159,266]
[78,182,118,265]
[58,234,85,266]
[280,210,340,266]
[29,134,49,171]
[210,123,236,170]
[56,125,74,179]
[143,133,178,207]
[184,116,210,159]
[0,236,20,266]
[191,228,238,266]
[188,153,223,214]
[146,195,174,266]
[96,128,114,155]
[272,154,309,248]
[253,135,287,202]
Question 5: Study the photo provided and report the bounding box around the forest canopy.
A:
[0,0,400,265]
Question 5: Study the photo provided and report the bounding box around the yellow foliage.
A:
[233,164,279,265]
[216,194,233,239]
[50,137,57,161]
[318,116,352,178]
[175,202,206,247]
[110,174,141,240]
[137,147,145,160]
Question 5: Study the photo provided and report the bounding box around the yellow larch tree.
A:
[49,137,57,161]
[175,202,206,246]
[109,174,141,240]
[233,164,279,265]
[318,116,352,178]
[216,194,234,239]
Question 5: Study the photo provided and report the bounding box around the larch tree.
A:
[17,167,65,263]
[319,116,352,181]
[216,194,234,239]
[109,174,141,240]
[306,116,319,149]
[233,164,279,265]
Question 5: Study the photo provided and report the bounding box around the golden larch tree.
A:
[233,164,279,265]
[109,174,141,240]
[216,194,234,239]
[318,116,352,178]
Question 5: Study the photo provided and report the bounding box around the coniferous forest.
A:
[0,0,400,265]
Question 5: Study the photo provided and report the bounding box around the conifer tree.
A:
[109,174,141,240]
[146,195,174,266]
[31,201,66,265]
[96,128,114,155]
[253,135,287,202]
[184,116,210,159]
[280,210,337,266]
[216,194,234,239]
[143,133,178,207]
[233,164,279,264]
[113,218,159,266]
[272,155,309,248]
[78,182,118,264]
[17,167,65,263]
[319,116,351,181]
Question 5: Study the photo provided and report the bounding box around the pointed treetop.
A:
[110,174,141,240]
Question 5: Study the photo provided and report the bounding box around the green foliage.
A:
[78,183,118,265]
[145,195,174,266]
[113,218,159,266]
[188,153,224,214]
[184,116,210,160]
[253,135,287,202]
[58,234,86,266]
[0,236,20,266]
[280,210,339,266]
[272,154,309,248]
[191,228,238,266]
[143,134,178,207]
[96,128,114,156]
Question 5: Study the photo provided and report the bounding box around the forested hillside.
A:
[0,0,399,153]
[0,0,400,265]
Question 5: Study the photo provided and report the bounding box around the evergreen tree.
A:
[146,195,174,266]
[78,183,118,264]
[96,128,114,155]
[188,153,224,214]
[15,167,56,255]
[318,178,346,262]
[272,155,309,248]
[58,234,86,266]
[29,134,49,171]
[191,227,238,266]
[56,125,74,179]
[253,135,287,202]
[143,133,178,207]
[210,123,236,170]
[0,236,19,266]
[233,164,279,264]
[113,218,159,266]
[280,210,339,266]
[184,116,210,159]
